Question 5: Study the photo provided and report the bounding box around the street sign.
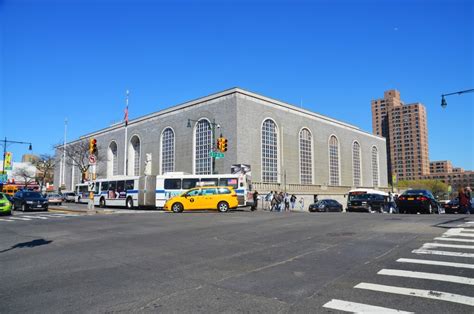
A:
[0,174,7,184]
[209,151,224,159]
[89,154,97,164]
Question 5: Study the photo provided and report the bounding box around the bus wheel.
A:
[218,201,229,213]
[99,197,106,208]
[126,197,133,209]
[172,203,183,213]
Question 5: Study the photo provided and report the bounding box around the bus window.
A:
[164,179,181,190]
[182,179,198,190]
[101,181,109,192]
[125,180,134,191]
[117,181,126,198]
[107,181,117,199]
[219,178,238,189]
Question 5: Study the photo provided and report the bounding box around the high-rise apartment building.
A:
[372,90,430,183]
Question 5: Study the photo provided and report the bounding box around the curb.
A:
[48,207,115,215]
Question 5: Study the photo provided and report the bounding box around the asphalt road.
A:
[1,210,473,313]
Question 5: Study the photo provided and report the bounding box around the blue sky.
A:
[1,0,473,169]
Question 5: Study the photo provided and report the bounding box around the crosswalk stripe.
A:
[0,218,14,222]
[8,217,31,221]
[355,282,474,306]
[323,299,413,313]
[397,258,474,269]
[21,215,49,220]
[434,237,474,243]
[413,249,474,258]
[423,243,474,250]
[443,229,474,238]
[466,221,474,224]
[378,269,474,285]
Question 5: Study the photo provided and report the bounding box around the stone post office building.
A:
[54,88,388,207]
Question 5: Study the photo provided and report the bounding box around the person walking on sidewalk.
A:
[459,187,470,215]
[290,194,297,209]
[251,190,259,211]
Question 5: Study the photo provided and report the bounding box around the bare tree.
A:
[55,139,105,183]
[13,164,36,188]
[33,154,56,191]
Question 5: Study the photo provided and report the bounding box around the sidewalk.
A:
[47,203,161,215]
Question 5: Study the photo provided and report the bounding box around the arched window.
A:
[372,146,379,187]
[108,141,118,177]
[261,119,278,183]
[195,119,212,175]
[129,136,140,176]
[161,128,175,174]
[299,128,312,184]
[328,135,340,186]
[352,141,361,186]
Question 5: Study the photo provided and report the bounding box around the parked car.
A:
[47,194,63,205]
[308,199,343,212]
[0,192,12,215]
[164,186,238,213]
[444,198,460,214]
[347,192,388,213]
[12,191,49,212]
[397,189,440,214]
[62,192,76,203]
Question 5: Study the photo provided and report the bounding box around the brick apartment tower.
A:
[371,90,430,183]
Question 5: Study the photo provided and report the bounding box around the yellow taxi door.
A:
[182,189,202,210]
[201,188,218,209]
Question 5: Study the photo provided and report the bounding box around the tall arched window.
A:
[195,119,212,175]
[372,146,379,187]
[328,135,340,186]
[161,127,175,174]
[261,119,278,183]
[352,141,361,186]
[129,136,140,176]
[108,141,118,177]
[299,128,312,184]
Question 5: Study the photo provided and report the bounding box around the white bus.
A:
[155,172,252,208]
[93,176,140,209]
[75,183,90,204]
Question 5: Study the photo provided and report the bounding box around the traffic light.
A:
[221,138,228,152]
[89,138,97,155]
[216,138,222,151]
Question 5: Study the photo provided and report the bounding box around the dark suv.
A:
[347,193,387,213]
[12,191,49,212]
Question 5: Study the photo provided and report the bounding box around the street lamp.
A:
[440,89,474,109]
[187,118,222,174]
[1,137,33,185]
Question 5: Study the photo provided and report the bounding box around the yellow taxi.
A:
[164,186,239,213]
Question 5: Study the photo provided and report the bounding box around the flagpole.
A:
[124,90,129,176]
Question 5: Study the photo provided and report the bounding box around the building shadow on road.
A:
[0,238,53,253]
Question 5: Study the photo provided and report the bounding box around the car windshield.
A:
[23,192,42,198]
[350,194,370,201]
[403,190,428,196]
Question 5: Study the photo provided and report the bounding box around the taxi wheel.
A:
[172,203,184,213]
[218,201,229,213]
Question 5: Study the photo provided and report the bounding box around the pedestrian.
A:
[290,194,297,209]
[278,192,285,212]
[265,191,274,210]
[458,187,470,215]
[251,190,259,211]
[270,192,278,211]
[284,193,290,211]
[299,197,305,211]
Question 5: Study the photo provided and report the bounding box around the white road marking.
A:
[0,218,14,222]
[397,258,474,269]
[378,269,474,285]
[413,249,474,258]
[423,243,474,250]
[355,283,474,306]
[443,229,474,238]
[435,237,474,243]
[323,299,413,313]
[21,215,49,220]
[8,217,31,221]
[466,221,474,224]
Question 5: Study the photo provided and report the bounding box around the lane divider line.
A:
[378,268,474,285]
[8,217,31,221]
[355,282,474,306]
[397,258,474,269]
[323,299,413,313]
